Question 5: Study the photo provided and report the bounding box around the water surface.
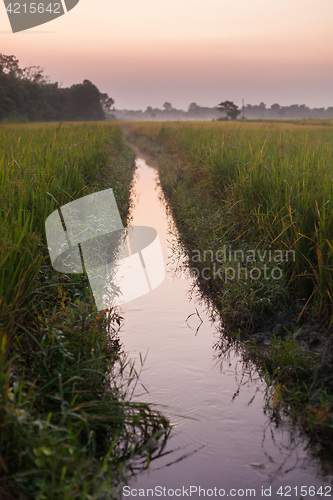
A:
[120,158,332,497]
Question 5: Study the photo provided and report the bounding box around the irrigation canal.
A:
[119,157,332,498]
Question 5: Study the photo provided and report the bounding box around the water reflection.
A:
[120,158,332,495]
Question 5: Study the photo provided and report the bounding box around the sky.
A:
[1,0,333,110]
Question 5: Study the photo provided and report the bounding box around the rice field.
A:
[1,119,332,494]
[0,122,168,498]
[0,123,135,329]
[127,120,333,329]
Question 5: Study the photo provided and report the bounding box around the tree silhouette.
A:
[163,101,173,112]
[99,92,114,114]
[217,100,241,120]
[0,53,112,122]
[68,80,104,120]
[0,54,22,77]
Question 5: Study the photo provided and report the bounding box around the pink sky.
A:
[1,0,333,109]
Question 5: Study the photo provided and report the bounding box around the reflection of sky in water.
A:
[120,158,332,494]
[46,184,165,310]
[86,226,165,309]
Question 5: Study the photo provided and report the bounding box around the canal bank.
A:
[118,155,332,497]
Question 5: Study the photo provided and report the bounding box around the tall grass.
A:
[125,119,333,446]
[127,121,333,328]
[0,122,169,498]
[0,123,132,331]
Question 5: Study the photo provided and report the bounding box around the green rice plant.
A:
[0,123,133,333]
[123,120,333,453]
[126,120,333,446]
[0,122,169,498]
[0,296,169,499]
[256,330,333,441]
[127,121,333,328]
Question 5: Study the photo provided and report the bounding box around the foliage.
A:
[0,54,111,122]
[127,120,333,329]
[217,100,241,120]
[68,80,105,121]
[0,123,169,498]
[256,331,333,442]
[125,119,333,447]
[100,93,115,114]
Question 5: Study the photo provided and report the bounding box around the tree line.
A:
[115,100,333,121]
[2,54,333,123]
[0,54,114,122]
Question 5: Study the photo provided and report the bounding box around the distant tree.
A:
[68,80,105,120]
[99,92,114,114]
[217,100,241,120]
[144,106,156,117]
[0,54,22,78]
[163,101,173,112]
[22,65,48,84]
[188,102,198,113]
[188,102,203,117]
[258,102,266,115]
[270,103,280,113]
[0,53,108,122]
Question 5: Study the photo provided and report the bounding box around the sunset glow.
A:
[1,0,333,109]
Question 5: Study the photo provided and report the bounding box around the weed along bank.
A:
[125,121,333,459]
[0,123,169,499]
[115,149,332,495]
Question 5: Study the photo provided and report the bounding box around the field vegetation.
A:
[125,120,333,444]
[0,122,169,499]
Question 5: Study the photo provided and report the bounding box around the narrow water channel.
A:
[120,158,332,498]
